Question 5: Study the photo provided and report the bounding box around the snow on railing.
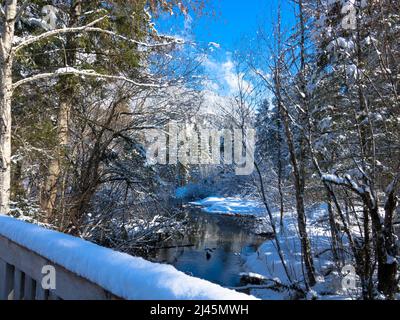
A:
[0,215,256,300]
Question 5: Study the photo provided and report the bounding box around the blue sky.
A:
[156,0,296,96]
[157,0,296,52]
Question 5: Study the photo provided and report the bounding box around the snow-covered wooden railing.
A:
[0,232,116,300]
[0,216,256,300]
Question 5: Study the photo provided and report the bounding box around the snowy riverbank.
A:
[191,197,353,300]
[190,197,266,217]
[244,203,350,300]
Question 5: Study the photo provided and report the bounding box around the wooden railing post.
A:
[0,259,14,299]
[13,269,24,300]
[23,276,36,300]
[0,235,118,300]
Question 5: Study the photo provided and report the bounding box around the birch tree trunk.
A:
[0,0,17,214]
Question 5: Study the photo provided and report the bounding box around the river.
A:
[147,207,269,287]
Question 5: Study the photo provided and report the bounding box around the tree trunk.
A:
[0,0,17,214]
[41,1,81,220]
[362,205,373,299]
[327,192,340,264]
[378,176,400,299]
[282,0,316,288]
[41,99,70,219]
[278,152,284,230]
[277,103,285,230]
[0,72,12,214]
[279,98,316,288]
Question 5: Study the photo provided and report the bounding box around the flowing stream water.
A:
[147,208,269,287]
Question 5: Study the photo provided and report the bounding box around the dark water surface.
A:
[147,208,267,287]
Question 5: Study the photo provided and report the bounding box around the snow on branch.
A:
[322,173,365,195]
[12,15,107,50]
[12,15,184,54]
[12,67,166,90]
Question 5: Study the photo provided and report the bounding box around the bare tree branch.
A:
[12,16,184,54]
[12,67,166,90]
[12,15,107,52]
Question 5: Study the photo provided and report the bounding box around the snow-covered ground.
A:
[190,197,266,217]
[0,215,257,300]
[192,197,354,300]
[244,203,352,300]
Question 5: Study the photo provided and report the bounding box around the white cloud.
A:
[200,53,254,96]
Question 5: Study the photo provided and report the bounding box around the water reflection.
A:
[147,209,267,287]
